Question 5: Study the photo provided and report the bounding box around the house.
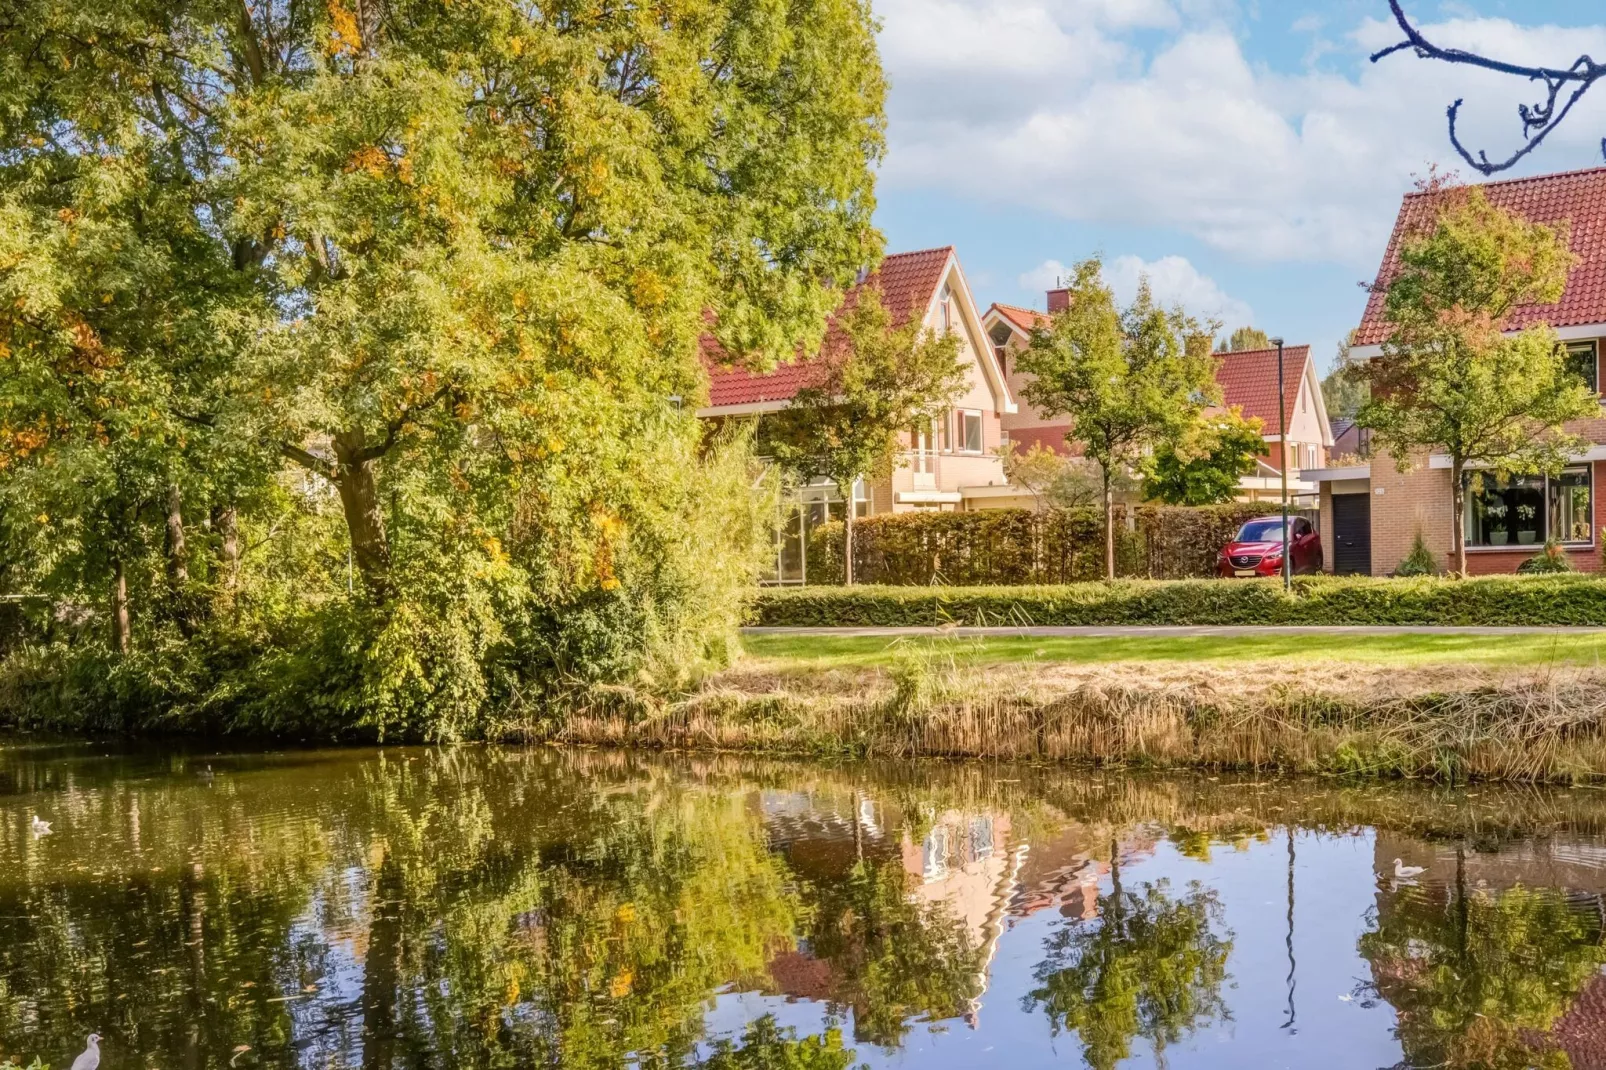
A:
[981,292,1334,506]
[1307,166,1606,575]
[700,246,1017,520]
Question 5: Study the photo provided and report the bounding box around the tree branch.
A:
[1371,0,1606,175]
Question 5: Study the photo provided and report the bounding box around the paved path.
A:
[743,625,1606,638]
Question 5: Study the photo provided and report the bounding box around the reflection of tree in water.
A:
[698,1016,863,1070]
[1359,850,1606,1070]
[0,751,865,1069]
[1024,846,1232,1070]
[796,857,987,1046]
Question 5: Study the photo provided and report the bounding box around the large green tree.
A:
[1353,182,1597,576]
[759,287,965,585]
[1214,326,1271,353]
[0,0,887,734]
[1017,258,1219,578]
[1142,408,1267,506]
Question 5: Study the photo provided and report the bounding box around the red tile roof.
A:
[988,303,1048,335]
[703,247,956,409]
[1356,166,1606,347]
[1214,346,1311,429]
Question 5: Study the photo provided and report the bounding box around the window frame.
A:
[1463,464,1595,551]
[1565,339,1600,397]
[956,408,984,454]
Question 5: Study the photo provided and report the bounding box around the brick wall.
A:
[1319,489,1335,569]
[1368,452,1606,575]
[1370,449,1454,575]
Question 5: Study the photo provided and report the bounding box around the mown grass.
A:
[739,631,1606,670]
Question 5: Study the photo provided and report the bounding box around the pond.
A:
[2,744,1606,1069]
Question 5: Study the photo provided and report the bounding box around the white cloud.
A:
[1017,254,1255,327]
[1108,255,1256,326]
[877,6,1606,266]
[1018,258,1072,292]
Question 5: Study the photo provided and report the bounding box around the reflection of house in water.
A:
[758,792,1026,1026]
[1006,826,1161,924]
[758,791,1168,1030]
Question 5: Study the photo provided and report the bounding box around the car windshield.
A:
[1236,519,1289,542]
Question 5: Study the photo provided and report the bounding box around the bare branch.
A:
[1371,0,1606,175]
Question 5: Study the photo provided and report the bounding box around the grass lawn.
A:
[739,631,1606,670]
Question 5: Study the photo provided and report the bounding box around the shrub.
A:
[1393,531,1439,577]
[804,504,1286,586]
[751,574,1606,628]
[1518,539,1575,574]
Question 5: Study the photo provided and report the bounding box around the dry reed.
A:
[497,654,1606,783]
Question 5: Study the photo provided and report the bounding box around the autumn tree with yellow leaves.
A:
[0,0,887,737]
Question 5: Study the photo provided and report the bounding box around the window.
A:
[957,409,983,453]
[1464,466,1593,548]
[1306,445,1317,470]
[937,411,951,453]
[1566,340,1599,395]
[940,285,954,333]
[988,321,1014,347]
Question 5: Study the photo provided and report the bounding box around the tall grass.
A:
[503,656,1606,784]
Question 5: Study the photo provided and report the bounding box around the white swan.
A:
[1393,858,1426,879]
[30,815,51,838]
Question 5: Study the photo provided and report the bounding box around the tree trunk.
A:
[1102,467,1116,581]
[165,484,188,588]
[843,486,856,587]
[1450,458,1466,578]
[334,432,392,600]
[111,558,130,654]
[213,504,240,598]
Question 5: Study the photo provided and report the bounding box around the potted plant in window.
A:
[1516,503,1539,545]
[1486,502,1509,546]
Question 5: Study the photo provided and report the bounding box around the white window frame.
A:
[1566,339,1600,398]
[957,409,984,454]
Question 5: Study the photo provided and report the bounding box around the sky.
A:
[871,0,1606,370]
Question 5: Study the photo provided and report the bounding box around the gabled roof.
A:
[986,303,1048,337]
[702,247,1013,413]
[1214,345,1312,429]
[1356,166,1606,348]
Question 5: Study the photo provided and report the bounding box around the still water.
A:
[3,745,1606,1069]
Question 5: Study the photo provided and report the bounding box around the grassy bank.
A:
[507,633,1606,783]
[740,631,1606,669]
[753,575,1606,627]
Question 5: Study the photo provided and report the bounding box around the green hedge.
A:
[751,574,1606,627]
[806,503,1287,586]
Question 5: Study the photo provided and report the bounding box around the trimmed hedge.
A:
[806,503,1290,586]
[751,574,1606,628]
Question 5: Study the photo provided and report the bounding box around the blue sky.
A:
[872,0,1606,370]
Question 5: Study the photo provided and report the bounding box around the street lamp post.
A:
[1271,337,1290,591]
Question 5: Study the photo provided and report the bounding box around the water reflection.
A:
[3,746,1606,1067]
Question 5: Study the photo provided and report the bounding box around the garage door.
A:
[1332,493,1372,576]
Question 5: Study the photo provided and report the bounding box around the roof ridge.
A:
[1215,344,1310,356]
[1404,164,1606,198]
[880,245,956,261]
[990,301,1043,313]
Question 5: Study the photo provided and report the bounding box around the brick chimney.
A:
[1046,287,1071,313]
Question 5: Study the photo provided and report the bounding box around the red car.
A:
[1217,516,1323,578]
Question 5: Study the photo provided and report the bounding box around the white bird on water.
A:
[29,815,51,838]
[1393,858,1426,879]
[70,1033,100,1070]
